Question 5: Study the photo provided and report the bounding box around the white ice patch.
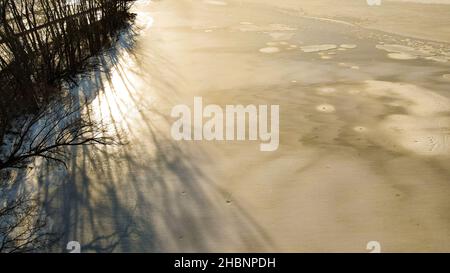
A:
[376,44,449,62]
[301,44,337,53]
[259,47,281,53]
[376,44,431,57]
[203,0,228,6]
[387,52,418,60]
[340,44,357,49]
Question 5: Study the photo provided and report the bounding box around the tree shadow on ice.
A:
[35,25,273,252]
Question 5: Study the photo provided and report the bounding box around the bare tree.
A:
[0,97,120,252]
[0,0,133,252]
[0,192,56,253]
[0,98,115,171]
[0,0,135,112]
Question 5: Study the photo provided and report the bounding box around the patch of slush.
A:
[263,42,299,52]
[387,52,418,60]
[300,44,337,53]
[380,115,450,156]
[203,0,227,6]
[363,81,450,156]
[259,47,281,53]
[364,80,450,116]
[316,104,336,113]
[375,44,449,62]
[375,44,429,56]
[340,44,357,49]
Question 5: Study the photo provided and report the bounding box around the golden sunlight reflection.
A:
[88,9,156,134]
[89,50,151,135]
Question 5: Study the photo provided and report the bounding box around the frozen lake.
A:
[35,0,450,252]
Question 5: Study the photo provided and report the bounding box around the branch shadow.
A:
[34,21,274,253]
